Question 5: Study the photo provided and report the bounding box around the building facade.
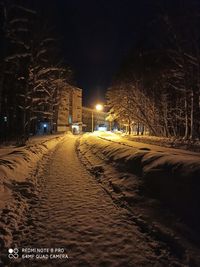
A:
[57,85,82,133]
[57,85,70,132]
[70,87,82,134]
[82,107,108,132]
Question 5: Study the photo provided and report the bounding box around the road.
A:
[16,135,189,266]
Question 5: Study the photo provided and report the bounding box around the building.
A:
[57,85,82,133]
[82,107,108,132]
[70,87,82,134]
[56,85,70,132]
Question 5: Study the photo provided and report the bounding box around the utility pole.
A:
[91,104,103,132]
[92,110,94,132]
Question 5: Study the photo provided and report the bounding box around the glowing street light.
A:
[95,104,103,111]
[92,103,104,132]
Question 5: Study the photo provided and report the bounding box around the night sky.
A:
[35,0,157,106]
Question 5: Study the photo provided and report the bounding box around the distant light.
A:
[95,104,103,111]
[43,124,47,128]
[72,124,79,135]
[98,125,107,131]
[4,116,7,122]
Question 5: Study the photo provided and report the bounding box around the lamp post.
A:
[92,104,103,132]
[92,110,94,132]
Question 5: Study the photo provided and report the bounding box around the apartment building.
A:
[57,85,82,133]
[82,106,108,132]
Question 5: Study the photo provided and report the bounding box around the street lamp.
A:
[95,104,103,111]
[92,104,103,132]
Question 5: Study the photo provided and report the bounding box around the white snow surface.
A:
[0,135,62,203]
[83,132,200,172]
[0,134,65,184]
[77,132,200,265]
[79,132,200,225]
[3,134,195,266]
[1,132,200,266]
[124,134,200,152]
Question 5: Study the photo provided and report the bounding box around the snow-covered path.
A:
[18,135,184,266]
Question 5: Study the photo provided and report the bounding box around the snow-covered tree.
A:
[0,1,36,141]
[107,0,200,140]
[0,1,73,142]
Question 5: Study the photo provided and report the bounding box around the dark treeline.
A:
[107,0,200,139]
[0,0,72,144]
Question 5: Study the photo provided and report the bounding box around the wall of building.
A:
[57,85,82,133]
[82,107,108,132]
[57,86,70,132]
[71,88,82,124]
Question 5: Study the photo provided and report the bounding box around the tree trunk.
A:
[184,94,189,139]
[137,122,140,135]
[190,90,194,139]
[141,124,144,135]
[128,118,131,135]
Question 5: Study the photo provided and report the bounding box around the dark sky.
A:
[36,0,157,106]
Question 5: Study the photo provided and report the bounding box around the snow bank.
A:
[125,135,200,152]
[0,135,64,252]
[0,135,64,184]
[79,134,200,228]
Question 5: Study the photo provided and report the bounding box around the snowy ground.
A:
[0,133,64,157]
[123,134,200,152]
[0,134,65,256]
[78,132,200,264]
[79,132,200,226]
[98,131,200,157]
[0,132,200,266]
